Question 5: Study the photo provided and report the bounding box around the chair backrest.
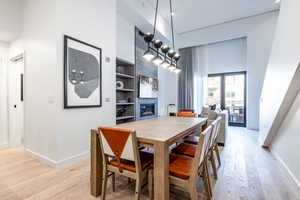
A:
[98,127,141,172]
[176,112,197,118]
[190,125,213,180]
[179,109,195,113]
[209,117,222,148]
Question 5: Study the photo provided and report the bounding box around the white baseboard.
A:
[25,148,58,167]
[56,151,89,168]
[0,143,8,149]
[271,150,300,189]
[247,127,259,131]
[24,148,89,168]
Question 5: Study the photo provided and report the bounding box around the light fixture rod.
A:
[153,0,159,36]
[169,0,175,50]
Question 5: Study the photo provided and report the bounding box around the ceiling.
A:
[148,0,280,34]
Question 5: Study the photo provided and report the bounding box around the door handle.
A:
[21,74,24,101]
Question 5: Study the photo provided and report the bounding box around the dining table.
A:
[90,116,207,200]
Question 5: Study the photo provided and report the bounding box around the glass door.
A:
[207,76,222,109]
[207,72,246,127]
[224,73,246,126]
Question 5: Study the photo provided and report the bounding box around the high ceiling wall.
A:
[0,0,22,42]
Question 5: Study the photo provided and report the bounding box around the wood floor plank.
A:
[0,127,299,200]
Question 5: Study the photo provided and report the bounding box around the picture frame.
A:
[64,35,102,108]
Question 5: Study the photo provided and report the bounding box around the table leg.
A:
[154,141,169,200]
[90,129,103,197]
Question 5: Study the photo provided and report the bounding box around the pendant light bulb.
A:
[174,67,181,73]
[152,56,163,66]
[143,50,155,61]
[143,33,155,62]
[169,64,176,72]
[160,60,170,68]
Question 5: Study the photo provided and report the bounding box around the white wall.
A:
[55,0,116,162]
[206,38,247,74]
[271,88,300,187]
[247,15,278,130]
[158,68,178,116]
[259,0,300,187]
[9,0,116,164]
[116,14,135,63]
[259,0,300,146]
[9,0,59,161]
[0,41,9,148]
[0,0,22,42]
[178,11,278,130]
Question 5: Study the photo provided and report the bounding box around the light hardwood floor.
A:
[0,127,299,200]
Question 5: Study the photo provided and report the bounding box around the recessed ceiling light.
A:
[275,0,280,4]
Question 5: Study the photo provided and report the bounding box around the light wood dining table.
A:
[90,116,207,200]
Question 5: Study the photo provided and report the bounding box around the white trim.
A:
[25,148,89,168]
[56,151,89,168]
[25,148,57,167]
[10,53,24,62]
[0,143,8,149]
[271,149,300,188]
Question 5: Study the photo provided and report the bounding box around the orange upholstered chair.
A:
[149,125,214,199]
[174,117,222,180]
[171,125,214,199]
[176,112,197,118]
[98,127,153,200]
[179,109,195,113]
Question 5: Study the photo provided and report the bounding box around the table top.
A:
[115,116,207,143]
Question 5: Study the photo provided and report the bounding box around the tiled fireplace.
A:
[135,28,158,121]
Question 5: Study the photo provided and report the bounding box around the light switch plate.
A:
[105,56,110,63]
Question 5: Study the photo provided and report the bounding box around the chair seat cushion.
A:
[109,151,153,172]
[184,136,199,145]
[169,154,193,180]
[172,143,196,157]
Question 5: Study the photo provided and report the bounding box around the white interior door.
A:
[9,57,24,147]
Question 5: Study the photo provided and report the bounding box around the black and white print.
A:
[64,35,102,108]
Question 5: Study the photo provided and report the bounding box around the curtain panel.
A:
[178,48,194,111]
[178,46,207,113]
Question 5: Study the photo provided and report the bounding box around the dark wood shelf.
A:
[116,116,135,120]
[117,88,135,92]
[116,73,135,79]
[116,103,135,105]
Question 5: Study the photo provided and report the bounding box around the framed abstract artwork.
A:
[64,35,102,108]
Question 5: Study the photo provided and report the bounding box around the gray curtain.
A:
[178,48,195,110]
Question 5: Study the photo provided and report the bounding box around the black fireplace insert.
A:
[140,104,155,117]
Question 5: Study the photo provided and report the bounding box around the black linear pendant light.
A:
[142,0,181,73]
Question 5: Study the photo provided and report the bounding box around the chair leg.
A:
[202,168,211,199]
[214,144,221,167]
[210,150,218,179]
[101,171,108,200]
[204,160,213,198]
[135,178,142,200]
[112,172,116,192]
[190,185,198,200]
[148,169,153,200]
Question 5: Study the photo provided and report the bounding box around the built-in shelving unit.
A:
[116,58,136,124]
